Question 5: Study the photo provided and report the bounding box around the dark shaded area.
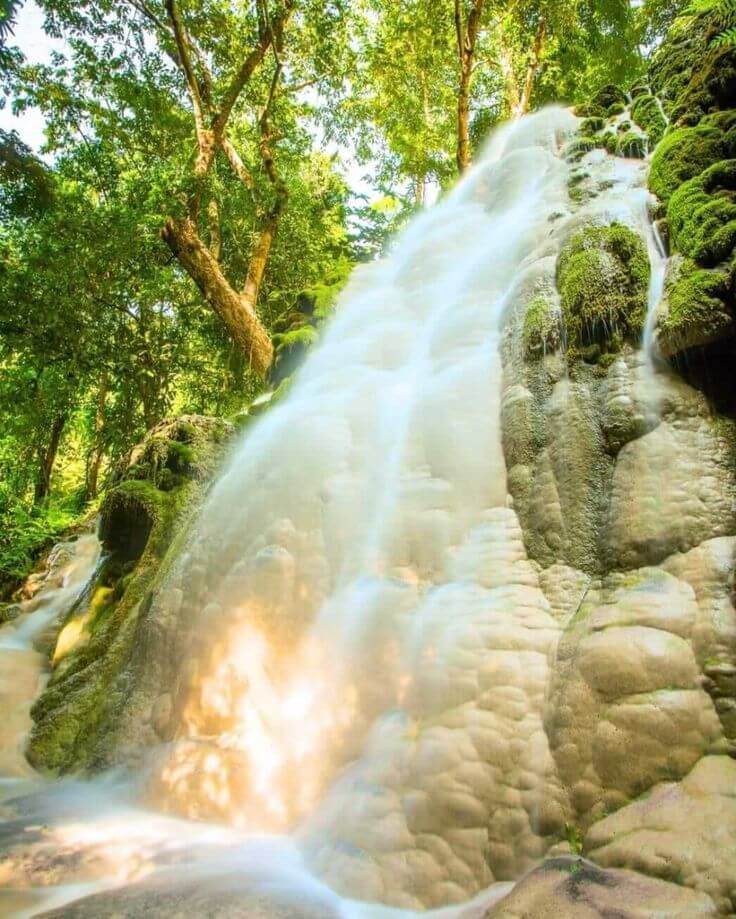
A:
[98,489,155,562]
[670,336,736,418]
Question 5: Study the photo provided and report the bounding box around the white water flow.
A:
[0,109,673,917]
[0,534,100,785]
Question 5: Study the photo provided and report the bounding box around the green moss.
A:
[658,258,734,355]
[574,102,606,119]
[629,81,650,99]
[557,223,650,353]
[27,417,231,774]
[649,22,709,113]
[601,131,618,155]
[567,136,598,161]
[523,294,562,359]
[568,171,590,203]
[630,94,667,146]
[593,84,628,110]
[616,131,647,159]
[606,102,626,117]
[272,324,318,351]
[668,159,736,266]
[580,116,605,134]
[670,45,736,125]
[649,112,736,201]
[164,439,195,474]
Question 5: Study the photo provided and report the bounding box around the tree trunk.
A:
[414,174,426,207]
[34,412,66,504]
[457,61,472,173]
[241,214,278,315]
[163,216,273,378]
[85,373,108,501]
[499,42,521,116]
[516,18,546,117]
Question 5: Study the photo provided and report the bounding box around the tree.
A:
[347,0,456,204]
[22,0,350,378]
[454,0,488,172]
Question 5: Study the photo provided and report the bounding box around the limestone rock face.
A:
[482,856,718,918]
[498,287,736,914]
[585,757,736,915]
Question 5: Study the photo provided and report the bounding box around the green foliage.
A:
[564,823,584,856]
[682,0,736,48]
[0,488,83,591]
[557,223,650,353]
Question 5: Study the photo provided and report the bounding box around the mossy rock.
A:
[670,44,736,125]
[271,323,319,386]
[567,136,599,161]
[656,256,735,358]
[523,294,562,359]
[648,111,736,201]
[575,102,606,119]
[616,131,647,159]
[557,223,650,353]
[668,159,736,267]
[629,81,650,99]
[606,102,626,117]
[648,17,711,112]
[0,602,20,624]
[27,414,233,774]
[630,94,667,147]
[601,132,618,155]
[581,116,605,135]
[99,480,164,562]
[592,84,628,111]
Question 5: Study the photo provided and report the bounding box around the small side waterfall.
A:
[0,534,100,784]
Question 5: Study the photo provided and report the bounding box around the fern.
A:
[711,24,736,45]
[681,0,736,48]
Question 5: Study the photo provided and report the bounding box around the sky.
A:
[0,1,65,152]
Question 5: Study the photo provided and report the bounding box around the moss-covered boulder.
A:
[668,159,736,267]
[649,112,736,201]
[648,12,736,124]
[593,85,627,111]
[655,256,735,360]
[523,293,563,360]
[616,131,647,160]
[269,266,350,386]
[630,94,667,147]
[27,414,233,773]
[557,224,650,356]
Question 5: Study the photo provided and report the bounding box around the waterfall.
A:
[1,108,700,917]
[150,109,577,853]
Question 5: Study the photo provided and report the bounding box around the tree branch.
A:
[220,135,254,189]
[164,0,206,130]
[454,0,464,59]
[214,0,295,137]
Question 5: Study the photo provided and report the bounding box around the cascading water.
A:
[0,107,693,917]
[0,534,101,787]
